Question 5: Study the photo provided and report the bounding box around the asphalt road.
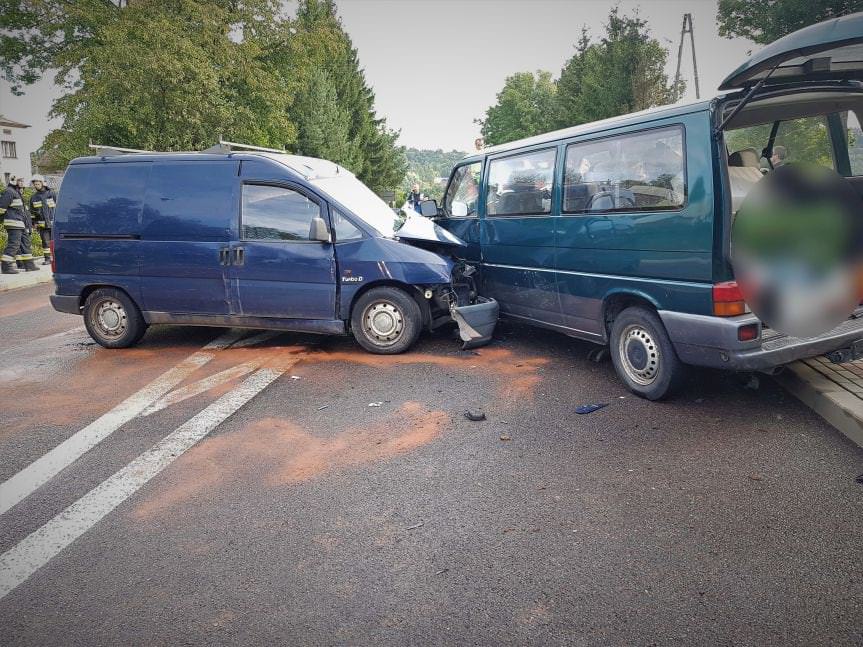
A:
[1,283,861,646]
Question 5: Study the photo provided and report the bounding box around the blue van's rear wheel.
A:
[83,288,148,349]
[351,287,422,354]
[609,306,686,400]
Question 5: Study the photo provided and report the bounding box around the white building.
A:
[0,115,31,184]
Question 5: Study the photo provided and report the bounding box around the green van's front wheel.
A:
[609,306,686,400]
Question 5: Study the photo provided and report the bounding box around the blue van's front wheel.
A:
[351,287,422,354]
[83,288,148,349]
[609,306,686,400]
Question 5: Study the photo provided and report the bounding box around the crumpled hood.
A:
[396,213,467,248]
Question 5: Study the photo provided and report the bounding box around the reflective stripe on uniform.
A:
[31,201,43,208]
[46,199,56,207]
[37,223,46,228]
[2,220,25,228]
[18,254,34,261]
[0,208,6,214]
[10,199,23,207]
[1,255,14,262]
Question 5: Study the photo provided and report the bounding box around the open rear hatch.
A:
[720,12,863,90]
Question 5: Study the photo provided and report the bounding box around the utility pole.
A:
[674,13,700,100]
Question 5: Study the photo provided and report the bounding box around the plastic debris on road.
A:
[464,410,486,421]
[575,403,608,414]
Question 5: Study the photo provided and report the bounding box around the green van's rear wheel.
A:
[609,306,686,400]
[83,287,148,349]
[351,286,422,354]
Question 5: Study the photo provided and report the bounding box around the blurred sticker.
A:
[732,164,863,338]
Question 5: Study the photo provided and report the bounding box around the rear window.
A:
[563,126,686,213]
[55,162,150,235]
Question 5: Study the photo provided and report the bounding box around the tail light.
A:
[50,240,55,273]
[713,281,745,316]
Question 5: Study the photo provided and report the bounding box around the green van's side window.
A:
[563,126,686,214]
[486,149,556,217]
[444,162,482,217]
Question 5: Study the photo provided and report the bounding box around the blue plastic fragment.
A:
[575,403,608,414]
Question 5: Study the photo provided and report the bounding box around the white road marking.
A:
[140,361,259,417]
[0,366,285,600]
[0,329,247,517]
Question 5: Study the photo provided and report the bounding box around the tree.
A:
[293,68,353,167]
[1,0,295,166]
[556,8,683,128]
[478,70,558,147]
[717,0,863,44]
[275,0,406,193]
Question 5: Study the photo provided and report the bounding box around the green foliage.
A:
[274,0,406,193]
[478,9,683,147]
[479,71,558,147]
[555,8,683,129]
[1,0,407,193]
[403,148,467,201]
[717,0,863,44]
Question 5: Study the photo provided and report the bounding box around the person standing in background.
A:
[29,175,56,265]
[0,175,38,274]
[407,182,424,212]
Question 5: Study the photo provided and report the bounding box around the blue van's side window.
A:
[331,208,363,242]
[57,162,150,235]
[242,184,321,241]
[486,149,556,217]
[143,161,238,241]
[563,126,686,214]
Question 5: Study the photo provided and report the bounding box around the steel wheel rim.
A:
[92,298,127,338]
[619,324,660,385]
[363,301,404,346]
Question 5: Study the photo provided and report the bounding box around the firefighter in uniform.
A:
[29,174,56,265]
[1,175,38,274]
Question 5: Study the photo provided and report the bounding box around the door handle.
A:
[233,247,245,266]
[219,247,230,265]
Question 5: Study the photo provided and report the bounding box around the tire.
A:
[351,286,422,354]
[609,306,686,400]
[82,287,148,349]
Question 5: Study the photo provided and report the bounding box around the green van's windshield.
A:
[311,174,402,236]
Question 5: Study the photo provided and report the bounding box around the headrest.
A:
[729,148,760,168]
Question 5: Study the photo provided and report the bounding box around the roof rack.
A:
[88,143,154,156]
[201,139,288,155]
[88,139,288,157]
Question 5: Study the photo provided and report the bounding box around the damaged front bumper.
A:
[451,296,499,349]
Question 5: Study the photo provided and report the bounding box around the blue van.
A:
[49,143,498,354]
[421,13,863,398]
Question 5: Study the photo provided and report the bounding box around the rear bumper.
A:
[659,310,863,371]
[50,294,81,315]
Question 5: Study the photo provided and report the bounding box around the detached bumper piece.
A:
[451,296,499,350]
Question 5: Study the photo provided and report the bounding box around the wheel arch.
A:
[601,290,661,340]
[79,283,138,309]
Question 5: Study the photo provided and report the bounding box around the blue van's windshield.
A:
[312,174,401,236]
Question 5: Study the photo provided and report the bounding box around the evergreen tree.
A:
[556,9,683,129]
[281,0,406,192]
[294,67,353,167]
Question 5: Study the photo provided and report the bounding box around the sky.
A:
[0,0,755,159]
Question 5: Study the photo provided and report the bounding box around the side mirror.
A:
[419,199,439,218]
[310,216,331,243]
[450,200,468,218]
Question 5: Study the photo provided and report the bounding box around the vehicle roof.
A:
[467,97,719,161]
[69,151,348,181]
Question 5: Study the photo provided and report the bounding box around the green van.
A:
[423,13,863,399]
